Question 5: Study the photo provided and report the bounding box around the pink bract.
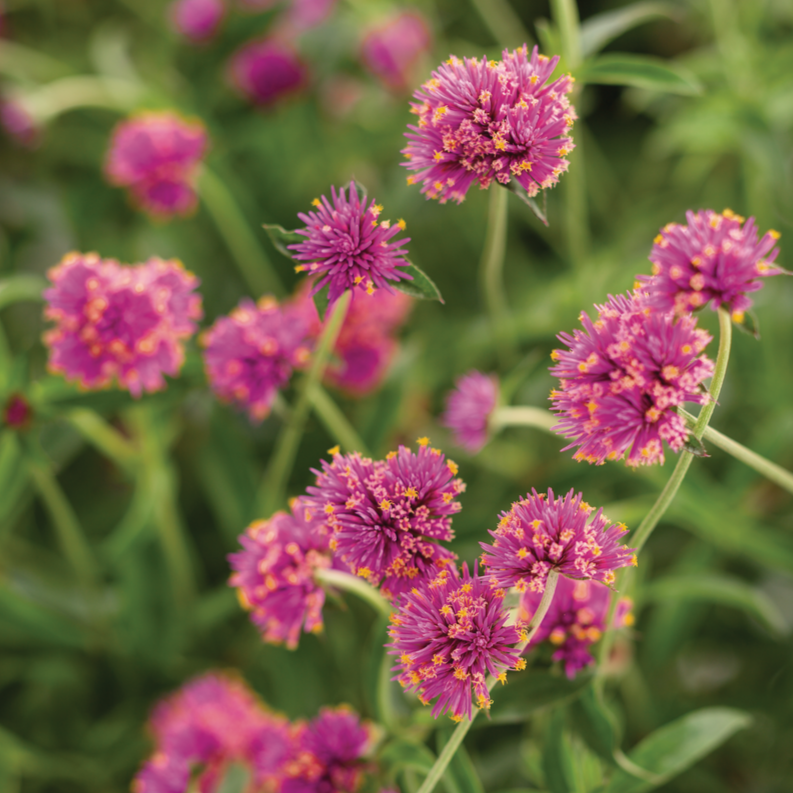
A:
[441,370,498,453]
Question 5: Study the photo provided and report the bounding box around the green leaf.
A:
[313,284,331,321]
[643,573,788,636]
[580,2,679,59]
[263,224,303,260]
[604,708,752,793]
[682,433,708,458]
[543,709,573,793]
[392,261,444,303]
[0,275,47,310]
[379,739,437,775]
[216,763,251,793]
[732,309,760,340]
[576,54,703,95]
[507,182,549,226]
[535,19,563,63]
[438,728,485,793]
[572,687,618,764]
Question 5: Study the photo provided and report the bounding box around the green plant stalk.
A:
[65,408,139,474]
[258,290,352,516]
[468,0,533,48]
[315,568,392,619]
[21,76,143,123]
[550,0,583,68]
[416,570,560,793]
[490,405,557,435]
[308,383,371,456]
[198,167,284,298]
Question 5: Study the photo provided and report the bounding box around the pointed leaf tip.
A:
[392,261,444,303]
[263,224,303,260]
[507,183,549,225]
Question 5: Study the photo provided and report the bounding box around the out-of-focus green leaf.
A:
[438,728,485,793]
[571,687,618,764]
[507,183,549,226]
[263,224,303,260]
[216,763,251,793]
[0,275,47,310]
[542,709,573,793]
[535,18,563,60]
[605,708,751,793]
[0,582,86,649]
[576,54,703,95]
[580,2,679,58]
[392,262,444,303]
[732,309,760,339]
[313,284,331,320]
[379,739,437,775]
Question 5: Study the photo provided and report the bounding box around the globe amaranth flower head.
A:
[134,672,294,793]
[229,496,348,649]
[441,370,499,453]
[403,44,575,204]
[388,563,525,721]
[636,208,784,320]
[550,291,714,467]
[105,111,208,219]
[201,295,312,422]
[305,439,464,600]
[288,182,412,304]
[519,576,633,679]
[480,488,636,594]
[43,253,202,397]
[170,0,225,42]
[229,38,307,106]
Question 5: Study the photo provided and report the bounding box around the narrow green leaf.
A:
[0,274,47,310]
[0,583,86,649]
[543,709,573,793]
[507,182,549,226]
[379,739,437,775]
[313,284,331,321]
[535,19,563,61]
[392,262,444,303]
[572,687,617,764]
[580,2,679,59]
[682,434,708,457]
[732,309,760,340]
[576,54,703,95]
[216,763,251,793]
[263,224,303,260]
[605,708,751,793]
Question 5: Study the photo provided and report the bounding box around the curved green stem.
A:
[20,76,143,123]
[309,384,370,456]
[490,405,557,435]
[65,408,139,474]
[315,568,392,619]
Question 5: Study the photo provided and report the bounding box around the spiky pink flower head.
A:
[403,44,575,204]
[134,672,294,793]
[388,563,525,721]
[43,253,202,397]
[289,183,412,304]
[480,488,636,594]
[170,0,225,41]
[550,291,714,467]
[282,706,373,793]
[1,98,39,148]
[636,208,784,320]
[228,496,348,648]
[519,577,634,678]
[441,370,498,453]
[202,296,312,422]
[105,111,208,219]
[229,38,307,106]
[361,10,432,93]
[305,440,464,599]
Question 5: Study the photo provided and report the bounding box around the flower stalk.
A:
[314,568,392,620]
[489,405,557,435]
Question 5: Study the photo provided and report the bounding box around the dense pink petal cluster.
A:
[441,370,499,453]
[637,208,784,319]
[480,488,636,593]
[388,563,524,721]
[202,296,312,422]
[403,45,575,204]
[104,111,208,218]
[228,497,347,649]
[519,577,633,678]
[229,38,307,106]
[43,253,202,396]
[289,183,412,304]
[361,11,432,92]
[133,672,293,793]
[170,0,225,41]
[550,292,714,467]
[305,441,464,599]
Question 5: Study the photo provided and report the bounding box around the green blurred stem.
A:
[315,568,392,619]
[65,408,139,474]
[550,0,583,68]
[416,571,559,793]
[489,405,557,435]
[480,186,512,364]
[468,0,533,48]
[258,291,352,516]
[20,76,143,123]
[198,167,284,298]
[308,384,370,456]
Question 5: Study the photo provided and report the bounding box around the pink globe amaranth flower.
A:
[289,183,412,304]
[441,370,498,453]
[0,98,40,148]
[361,10,432,93]
[550,291,715,467]
[480,488,636,593]
[229,38,307,106]
[403,45,575,204]
[519,577,634,678]
[134,672,294,793]
[3,393,32,429]
[170,0,225,41]
[43,253,202,397]
[636,208,784,319]
[305,440,464,599]
[388,563,525,721]
[104,111,208,219]
[201,296,313,423]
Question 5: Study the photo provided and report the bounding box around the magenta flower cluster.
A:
[169,0,225,41]
[403,45,576,204]
[441,370,499,453]
[104,111,208,219]
[480,488,636,593]
[43,252,202,397]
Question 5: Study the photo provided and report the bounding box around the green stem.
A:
[258,291,352,515]
[308,384,371,456]
[550,0,583,69]
[315,568,393,619]
[65,408,139,474]
[20,76,143,123]
[490,405,557,435]
[468,0,533,48]
[198,167,284,298]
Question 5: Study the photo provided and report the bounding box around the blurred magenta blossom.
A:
[228,37,307,106]
[169,0,225,41]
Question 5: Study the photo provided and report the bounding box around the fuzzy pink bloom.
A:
[636,208,784,319]
[134,672,294,793]
[550,292,714,467]
[480,488,636,593]
[284,0,336,31]
[388,563,524,721]
[403,45,575,204]
[519,577,633,678]
[201,296,312,422]
[305,441,464,599]
[43,253,202,397]
[170,0,225,41]
[441,370,498,453]
[3,393,31,429]
[0,98,39,148]
[229,38,307,106]
[289,183,412,304]
[361,11,432,92]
